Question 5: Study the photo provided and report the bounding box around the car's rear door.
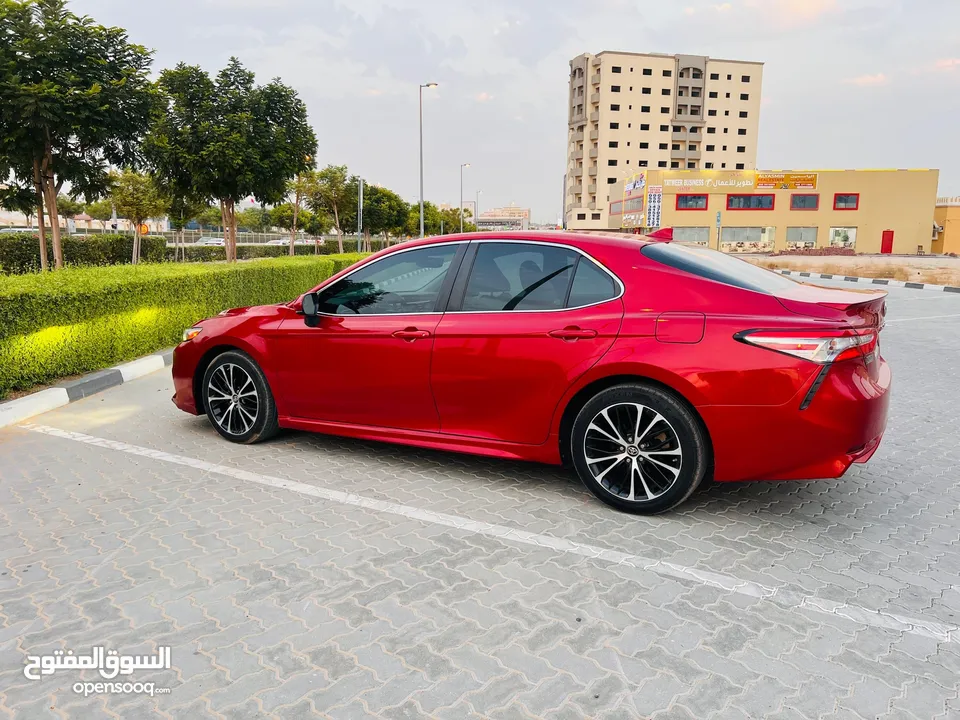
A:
[430,239,624,445]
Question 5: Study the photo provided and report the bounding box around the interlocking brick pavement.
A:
[1,283,960,718]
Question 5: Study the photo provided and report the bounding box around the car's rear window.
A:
[641,242,801,294]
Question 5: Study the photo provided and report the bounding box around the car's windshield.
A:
[641,241,802,294]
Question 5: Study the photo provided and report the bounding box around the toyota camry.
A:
[172,232,890,514]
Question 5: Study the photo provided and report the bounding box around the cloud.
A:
[683,7,696,15]
[844,73,888,87]
[743,0,837,28]
[714,3,732,11]
[933,58,960,71]
[475,92,494,102]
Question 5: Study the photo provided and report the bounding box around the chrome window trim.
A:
[446,238,625,315]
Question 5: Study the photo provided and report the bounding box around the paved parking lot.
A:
[2,281,960,719]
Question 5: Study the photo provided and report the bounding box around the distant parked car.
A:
[0,227,33,234]
[195,237,225,246]
[265,239,287,245]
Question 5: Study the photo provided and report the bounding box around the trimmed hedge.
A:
[0,234,167,274]
[166,239,392,262]
[0,253,365,397]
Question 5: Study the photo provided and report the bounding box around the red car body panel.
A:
[172,231,891,484]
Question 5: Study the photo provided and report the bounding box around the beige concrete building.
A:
[604,168,939,255]
[933,197,960,255]
[566,50,763,231]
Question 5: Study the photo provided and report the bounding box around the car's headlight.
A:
[182,327,203,342]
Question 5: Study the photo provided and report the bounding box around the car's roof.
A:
[394,230,651,253]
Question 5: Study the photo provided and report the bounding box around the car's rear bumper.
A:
[702,356,891,482]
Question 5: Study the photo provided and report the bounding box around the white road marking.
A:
[886,313,960,323]
[21,422,960,643]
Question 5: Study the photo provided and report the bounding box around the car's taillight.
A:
[737,329,877,364]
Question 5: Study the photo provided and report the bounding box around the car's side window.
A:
[316,245,458,315]
[567,257,618,307]
[460,243,579,312]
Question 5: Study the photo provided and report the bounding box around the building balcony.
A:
[589,148,598,159]
[588,167,598,176]
[591,74,600,85]
[572,149,583,160]
[572,167,583,177]
[671,130,687,141]
[587,184,597,193]
[568,201,582,209]
[590,111,599,122]
[590,93,600,104]
[570,183,583,194]
[571,131,583,142]
[671,148,688,159]
[589,129,599,140]
[588,202,597,210]
[687,150,701,160]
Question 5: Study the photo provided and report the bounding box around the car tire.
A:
[201,350,279,444]
[571,383,708,514]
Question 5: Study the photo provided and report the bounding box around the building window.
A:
[611,85,621,92]
[786,227,818,249]
[607,159,618,166]
[671,161,680,168]
[658,124,668,131]
[736,163,745,170]
[639,142,649,149]
[673,125,682,132]
[643,68,652,75]
[672,143,681,150]
[737,146,746,152]
[592,213,601,220]
[724,128,729,134]
[677,194,708,210]
[710,73,719,80]
[709,91,718,98]
[708,109,717,116]
[687,161,697,168]
[662,88,671,95]
[706,144,715,151]
[791,194,820,210]
[740,93,749,100]
[830,227,858,249]
[692,90,701,98]
[693,70,702,79]
[725,92,731,98]
[639,160,648,167]
[612,66,622,73]
[727,74,732,80]
[738,129,747,136]
[641,106,650,112]
[610,122,619,129]
[609,141,619,148]
[661,107,670,113]
[739,111,748,118]
[705,162,714,169]
[690,107,701,116]
[663,69,672,77]
[611,104,620,111]
[688,144,696,151]
[577,213,586,220]
[607,177,617,184]
[690,127,699,134]
[834,194,860,210]
[725,110,730,116]
[721,163,726,168]
[722,145,727,150]
[658,161,668,167]
[677,107,685,115]
[727,194,775,210]
[741,75,750,82]
[640,123,650,130]
[679,89,686,97]
[707,127,716,134]
[659,143,668,149]
[642,87,651,94]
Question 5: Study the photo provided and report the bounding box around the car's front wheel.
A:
[571,383,708,514]
[202,350,279,444]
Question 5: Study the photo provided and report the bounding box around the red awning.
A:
[645,227,673,240]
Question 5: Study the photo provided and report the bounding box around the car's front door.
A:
[430,240,624,445]
[274,242,465,431]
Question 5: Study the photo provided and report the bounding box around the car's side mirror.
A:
[301,292,320,327]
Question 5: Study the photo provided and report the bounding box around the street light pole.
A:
[419,82,437,238]
[460,162,470,233]
[475,189,482,232]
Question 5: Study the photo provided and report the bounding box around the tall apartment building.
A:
[565,51,763,230]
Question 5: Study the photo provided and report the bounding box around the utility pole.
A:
[357,178,364,252]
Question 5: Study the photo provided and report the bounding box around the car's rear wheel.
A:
[571,383,708,514]
[202,351,279,444]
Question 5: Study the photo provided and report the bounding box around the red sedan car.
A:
[172,232,891,514]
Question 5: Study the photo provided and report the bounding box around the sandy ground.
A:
[743,254,960,286]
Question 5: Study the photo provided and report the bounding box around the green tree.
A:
[364,185,409,247]
[110,169,166,263]
[166,194,205,260]
[56,195,84,218]
[236,206,271,233]
[307,164,351,253]
[0,0,155,269]
[196,206,224,231]
[301,207,332,238]
[85,198,114,231]
[146,58,317,262]
[286,169,316,255]
[439,206,475,234]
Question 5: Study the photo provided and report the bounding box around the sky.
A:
[72,0,960,224]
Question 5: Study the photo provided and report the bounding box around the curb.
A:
[776,269,960,293]
[0,349,173,429]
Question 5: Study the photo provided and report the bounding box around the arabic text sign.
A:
[660,170,756,193]
[24,647,172,681]
[755,172,818,190]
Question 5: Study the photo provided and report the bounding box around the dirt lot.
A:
[744,254,960,286]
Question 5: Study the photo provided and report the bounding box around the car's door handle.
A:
[392,328,431,341]
[548,326,598,341]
